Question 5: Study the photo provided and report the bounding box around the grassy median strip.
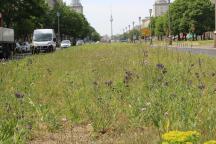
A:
[0,43,216,143]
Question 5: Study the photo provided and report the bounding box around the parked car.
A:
[32,29,56,54]
[60,40,71,48]
[15,42,22,53]
[20,42,31,52]
[76,40,84,46]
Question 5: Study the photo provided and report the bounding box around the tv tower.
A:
[110,14,113,40]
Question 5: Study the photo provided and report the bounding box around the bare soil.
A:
[30,123,159,144]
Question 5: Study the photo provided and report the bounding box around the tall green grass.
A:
[0,43,215,143]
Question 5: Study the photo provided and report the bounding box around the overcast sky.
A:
[63,0,161,36]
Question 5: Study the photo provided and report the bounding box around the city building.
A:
[71,0,83,14]
[153,0,169,17]
[45,0,63,9]
[141,17,151,29]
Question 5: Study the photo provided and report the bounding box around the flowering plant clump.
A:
[204,141,216,144]
[162,131,201,144]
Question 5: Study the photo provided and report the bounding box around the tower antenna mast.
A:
[110,7,113,41]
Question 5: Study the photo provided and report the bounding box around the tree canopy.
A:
[0,0,100,42]
[149,0,214,40]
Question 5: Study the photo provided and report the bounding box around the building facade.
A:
[153,0,169,17]
[141,17,151,29]
[71,0,83,14]
[46,0,63,9]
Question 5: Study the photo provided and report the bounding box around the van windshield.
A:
[33,33,52,42]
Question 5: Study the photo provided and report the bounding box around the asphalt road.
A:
[175,47,216,57]
[1,46,216,61]
[11,47,62,60]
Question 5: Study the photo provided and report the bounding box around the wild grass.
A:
[0,43,216,143]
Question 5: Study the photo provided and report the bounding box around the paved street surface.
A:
[12,53,32,60]
[1,45,216,62]
[172,46,216,57]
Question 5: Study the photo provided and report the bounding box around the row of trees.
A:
[118,29,141,41]
[0,0,100,42]
[151,0,214,40]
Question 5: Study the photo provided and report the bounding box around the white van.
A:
[32,29,56,53]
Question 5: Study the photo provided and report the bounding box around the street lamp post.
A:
[132,21,135,30]
[214,0,216,48]
[57,12,60,45]
[139,17,142,43]
[132,21,135,43]
[0,13,3,27]
[168,0,172,45]
[149,9,153,45]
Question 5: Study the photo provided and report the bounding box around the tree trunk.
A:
[178,34,180,41]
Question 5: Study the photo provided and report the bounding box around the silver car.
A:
[61,40,71,48]
[21,42,31,52]
[76,40,84,46]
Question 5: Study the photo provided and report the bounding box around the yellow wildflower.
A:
[204,141,216,144]
[162,131,201,143]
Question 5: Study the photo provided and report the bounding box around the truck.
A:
[32,29,56,54]
[0,13,15,59]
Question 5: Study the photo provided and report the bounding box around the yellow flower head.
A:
[204,140,216,144]
[162,131,201,143]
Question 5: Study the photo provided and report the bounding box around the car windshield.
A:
[33,33,52,42]
[62,40,70,44]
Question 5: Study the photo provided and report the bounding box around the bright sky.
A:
[63,0,159,36]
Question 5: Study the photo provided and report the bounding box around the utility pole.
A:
[168,0,172,45]
[110,14,113,41]
[57,12,60,45]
